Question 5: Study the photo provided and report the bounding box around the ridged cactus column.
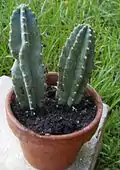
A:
[11,59,29,108]
[57,24,95,106]
[9,4,45,110]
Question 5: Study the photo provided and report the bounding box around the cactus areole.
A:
[9,4,95,111]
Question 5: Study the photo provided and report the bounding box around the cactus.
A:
[57,24,95,106]
[9,4,95,109]
[11,59,29,108]
[9,4,45,110]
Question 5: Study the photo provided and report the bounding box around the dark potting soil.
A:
[11,86,97,135]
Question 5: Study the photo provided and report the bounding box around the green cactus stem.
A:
[9,4,45,110]
[57,24,95,106]
[11,59,29,108]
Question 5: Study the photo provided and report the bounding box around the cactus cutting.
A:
[57,24,95,106]
[9,4,45,110]
[9,4,95,110]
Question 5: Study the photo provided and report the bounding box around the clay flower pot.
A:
[5,72,103,170]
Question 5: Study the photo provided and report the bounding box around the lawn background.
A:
[0,0,120,169]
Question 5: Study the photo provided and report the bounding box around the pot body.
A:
[6,72,103,170]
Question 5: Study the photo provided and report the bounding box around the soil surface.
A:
[11,86,97,135]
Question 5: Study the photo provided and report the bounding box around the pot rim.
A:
[5,74,103,141]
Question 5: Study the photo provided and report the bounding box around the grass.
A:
[0,0,120,169]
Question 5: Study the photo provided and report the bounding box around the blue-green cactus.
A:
[9,4,95,110]
[9,4,45,110]
[11,59,29,108]
[56,24,95,106]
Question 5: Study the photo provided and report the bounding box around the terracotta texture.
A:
[5,72,103,170]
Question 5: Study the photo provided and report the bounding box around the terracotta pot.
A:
[5,72,103,170]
